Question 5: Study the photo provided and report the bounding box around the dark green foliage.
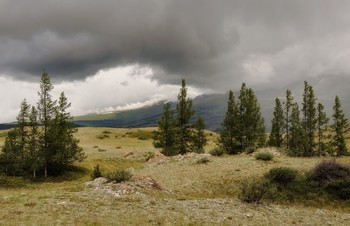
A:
[175,79,195,154]
[316,103,329,156]
[128,129,154,140]
[218,90,240,154]
[191,117,207,153]
[301,81,317,156]
[153,79,208,155]
[106,169,132,183]
[331,96,349,156]
[91,164,102,179]
[218,84,266,154]
[288,103,305,156]
[153,102,177,156]
[196,157,210,164]
[209,147,225,156]
[237,83,266,149]
[269,98,284,147]
[245,145,256,154]
[265,167,298,185]
[255,152,274,161]
[1,72,85,178]
[239,178,275,203]
[326,180,350,200]
[284,89,294,149]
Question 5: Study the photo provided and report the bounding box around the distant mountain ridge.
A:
[1,76,349,131]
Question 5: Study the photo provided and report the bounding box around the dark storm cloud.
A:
[1,0,350,89]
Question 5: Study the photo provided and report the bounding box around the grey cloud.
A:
[1,0,350,90]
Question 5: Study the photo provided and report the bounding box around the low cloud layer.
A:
[1,0,349,90]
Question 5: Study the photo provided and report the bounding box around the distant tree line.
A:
[0,72,85,178]
[269,81,349,156]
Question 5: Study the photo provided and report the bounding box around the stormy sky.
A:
[1,0,350,122]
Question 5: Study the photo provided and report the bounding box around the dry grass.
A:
[0,127,349,225]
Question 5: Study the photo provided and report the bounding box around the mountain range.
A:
[1,76,349,131]
[74,75,350,131]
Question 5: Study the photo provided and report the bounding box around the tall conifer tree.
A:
[316,103,329,155]
[269,98,284,147]
[175,79,195,154]
[331,96,349,156]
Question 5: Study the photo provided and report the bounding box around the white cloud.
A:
[0,64,203,123]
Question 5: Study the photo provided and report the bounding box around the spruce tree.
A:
[284,89,293,149]
[269,98,284,147]
[192,116,207,153]
[237,83,266,149]
[289,103,305,156]
[316,103,329,155]
[1,130,20,176]
[27,106,41,178]
[301,81,317,156]
[153,102,177,156]
[37,71,57,177]
[175,79,195,154]
[218,90,239,154]
[51,92,85,170]
[16,99,31,171]
[331,96,349,156]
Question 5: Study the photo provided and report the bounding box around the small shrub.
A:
[308,160,350,185]
[116,146,122,149]
[102,130,111,134]
[239,178,275,203]
[96,134,110,139]
[326,179,350,200]
[196,157,210,164]
[265,167,298,185]
[98,148,107,152]
[93,146,98,148]
[255,152,274,161]
[245,146,256,154]
[144,152,155,162]
[91,164,102,179]
[209,147,225,156]
[106,170,132,183]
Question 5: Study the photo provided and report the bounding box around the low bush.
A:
[96,134,110,139]
[98,148,107,152]
[245,146,256,154]
[239,178,275,203]
[265,167,298,185]
[106,169,132,183]
[209,147,225,156]
[196,157,210,164]
[91,164,102,179]
[326,179,350,200]
[255,152,274,161]
[308,159,350,185]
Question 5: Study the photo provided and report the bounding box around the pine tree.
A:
[289,103,305,156]
[27,106,41,178]
[316,103,329,156]
[269,98,284,147]
[1,130,20,176]
[192,116,207,153]
[301,81,317,156]
[37,71,57,177]
[153,102,177,156]
[16,98,31,170]
[331,96,349,156]
[284,89,294,149]
[175,79,195,154]
[237,83,266,150]
[218,90,240,154]
[50,92,85,170]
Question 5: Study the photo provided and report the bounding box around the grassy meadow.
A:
[0,127,350,225]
